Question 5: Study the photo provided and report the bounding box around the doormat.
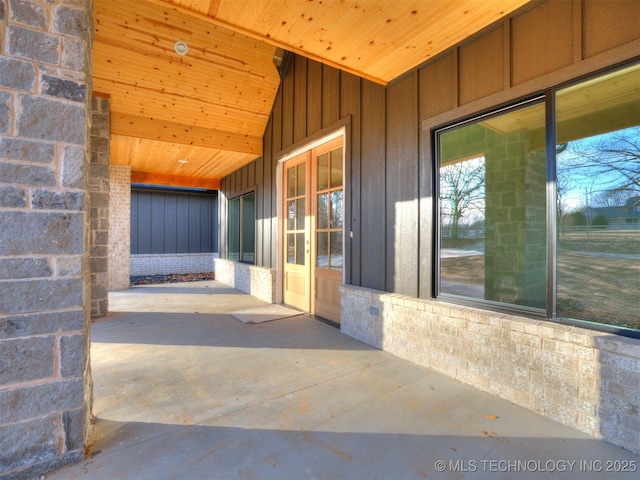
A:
[231,304,303,324]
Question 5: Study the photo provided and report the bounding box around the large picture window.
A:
[227,191,255,264]
[437,62,639,334]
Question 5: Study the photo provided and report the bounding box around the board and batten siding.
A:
[219,0,640,298]
[131,188,218,255]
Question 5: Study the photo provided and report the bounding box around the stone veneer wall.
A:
[131,253,218,276]
[108,164,130,290]
[0,0,93,478]
[214,259,275,303]
[340,285,640,455]
[89,96,109,316]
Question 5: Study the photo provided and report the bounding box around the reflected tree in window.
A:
[440,157,485,240]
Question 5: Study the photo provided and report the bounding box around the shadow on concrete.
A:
[54,418,640,480]
[93,312,367,350]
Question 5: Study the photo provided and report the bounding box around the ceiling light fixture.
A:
[174,41,189,56]
[178,158,188,164]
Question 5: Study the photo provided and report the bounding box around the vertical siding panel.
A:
[176,195,189,253]
[272,89,283,155]
[130,192,139,253]
[164,193,177,253]
[201,197,213,253]
[294,56,307,143]
[322,65,340,128]
[241,165,248,190]
[247,160,255,187]
[340,71,362,286]
[269,144,278,269]
[307,59,323,136]
[138,192,152,254]
[255,156,265,266]
[188,196,201,252]
[418,68,434,299]
[234,170,241,194]
[265,113,275,267]
[219,179,227,258]
[359,81,386,291]
[282,70,295,149]
[213,192,219,253]
[385,73,419,297]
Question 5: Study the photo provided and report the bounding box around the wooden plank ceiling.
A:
[93,0,531,189]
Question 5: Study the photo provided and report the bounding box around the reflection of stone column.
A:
[485,130,546,308]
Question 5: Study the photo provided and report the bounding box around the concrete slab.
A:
[47,281,639,479]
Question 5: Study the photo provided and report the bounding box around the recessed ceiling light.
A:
[174,41,188,56]
[178,158,188,164]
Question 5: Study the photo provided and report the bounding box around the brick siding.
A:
[340,284,640,455]
[108,165,130,290]
[214,259,275,303]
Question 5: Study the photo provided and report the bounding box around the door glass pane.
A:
[287,233,295,264]
[330,231,343,269]
[297,163,306,196]
[556,63,640,330]
[296,232,305,265]
[439,100,546,310]
[330,190,343,228]
[318,153,329,190]
[317,232,329,268]
[287,166,296,198]
[296,198,305,230]
[317,193,329,229]
[287,200,295,230]
[330,147,343,188]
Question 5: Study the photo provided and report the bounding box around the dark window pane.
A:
[287,200,295,230]
[287,233,295,264]
[317,193,329,229]
[317,232,328,268]
[439,101,546,310]
[297,163,306,196]
[287,166,296,198]
[330,231,343,270]
[296,198,306,230]
[330,147,343,188]
[331,190,343,228]
[296,232,305,265]
[318,152,329,190]
[556,63,640,330]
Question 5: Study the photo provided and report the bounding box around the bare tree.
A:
[591,188,637,208]
[567,127,640,192]
[440,157,485,239]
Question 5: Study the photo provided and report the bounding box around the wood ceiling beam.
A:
[131,170,221,189]
[111,113,262,155]
[143,0,388,85]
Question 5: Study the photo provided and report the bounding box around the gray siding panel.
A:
[359,81,386,291]
[340,71,361,286]
[385,73,419,297]
[131,188,217,255]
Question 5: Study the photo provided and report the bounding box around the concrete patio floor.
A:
[47,280,639,479]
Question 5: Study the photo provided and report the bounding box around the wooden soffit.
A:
[94,0,531,187]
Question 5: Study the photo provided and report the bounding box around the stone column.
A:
[0,0,93,478]
[90,96,109,316]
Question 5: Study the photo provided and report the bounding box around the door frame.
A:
[274,124,348,307]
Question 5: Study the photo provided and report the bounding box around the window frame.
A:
[433,60,640,339]
[227,190,256,265]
